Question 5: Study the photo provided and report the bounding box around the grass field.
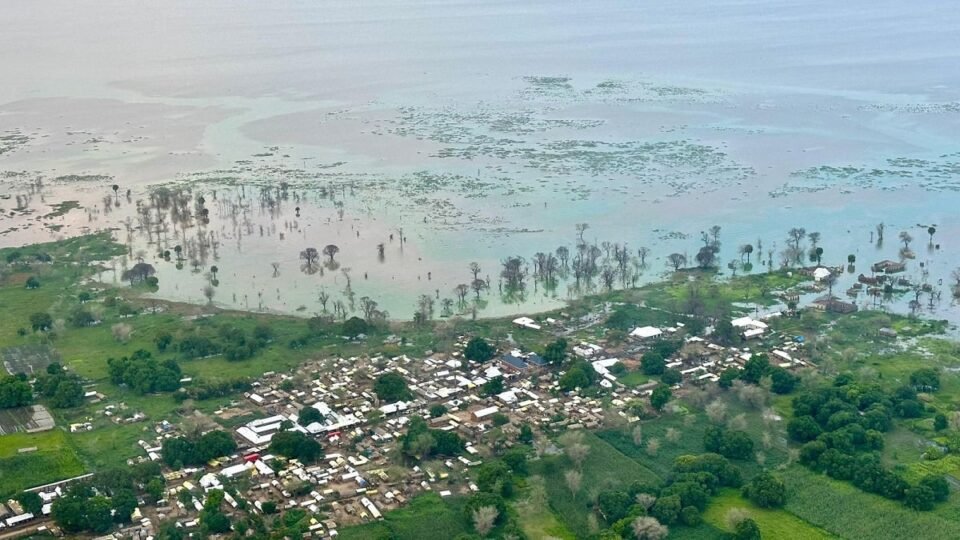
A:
[0,429,86,497]
[617,370,650,387]
[703,488,836,539]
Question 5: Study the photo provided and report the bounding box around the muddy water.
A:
[1,0,958,321]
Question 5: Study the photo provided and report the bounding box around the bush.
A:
[680,505,701,526]
[342,317,368,338]
[910,368,940,392]
[651,494,681,524]
[641,352,665,375]
[703,426,754,460]
[29,312,53,332]
[661,368,682,386]
[770,367,799,394]
[650,385,672,411]
[742,472,786,508]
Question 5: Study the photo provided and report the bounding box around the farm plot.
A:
[2,344,60,375]
[0,405,55,435]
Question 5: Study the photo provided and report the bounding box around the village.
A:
[2,296,831,539]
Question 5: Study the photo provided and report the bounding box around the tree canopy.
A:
[269,431,324,463]
[108,349,182,394]
[161,430,238,467]
[464,337,496,363]
[374,372,412,402]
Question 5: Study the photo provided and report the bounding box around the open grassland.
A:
[703,488,836,539]
[782,467,960,540]
[0,429,85,497]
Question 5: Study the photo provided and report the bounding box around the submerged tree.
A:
[300,247,320,272]
[323,244,340,263]
[899,231,913,249]
[471,278,488,299]
[667,253,687,271]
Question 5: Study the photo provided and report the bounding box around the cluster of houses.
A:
[10,300,825,538]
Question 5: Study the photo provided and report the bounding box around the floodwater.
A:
[1,0,959,321]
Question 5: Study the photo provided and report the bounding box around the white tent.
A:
[630,326,662,339]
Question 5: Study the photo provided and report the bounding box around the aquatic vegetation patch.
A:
[0,130,30,156]
[775,154,960,197]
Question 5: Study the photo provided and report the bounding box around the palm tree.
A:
[210,265,218,280]
[928,226,937,244]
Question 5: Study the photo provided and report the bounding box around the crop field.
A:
[337,493,468,540]
[782,467,960,540]
[0,405,55,435]
[2,343,60,376]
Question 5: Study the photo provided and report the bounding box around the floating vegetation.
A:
[52,174,113,184]
[0,130,30,156]
[860,102,960,114]
[42,200,81,219]
[774,154,960,196]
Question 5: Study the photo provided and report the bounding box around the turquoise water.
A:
[0,0,958,320]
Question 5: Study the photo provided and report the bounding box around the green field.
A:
[782,467,960,540]
[703,488,836,540]
[514,484,577,540]
[617,370,651,387]
[0,429,86,497]
[531,431,659,538]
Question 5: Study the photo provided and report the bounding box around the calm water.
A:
[1,0,958,320]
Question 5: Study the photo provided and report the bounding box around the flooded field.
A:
[1,0,958,320]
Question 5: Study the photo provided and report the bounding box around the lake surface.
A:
[1,0,958,321]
